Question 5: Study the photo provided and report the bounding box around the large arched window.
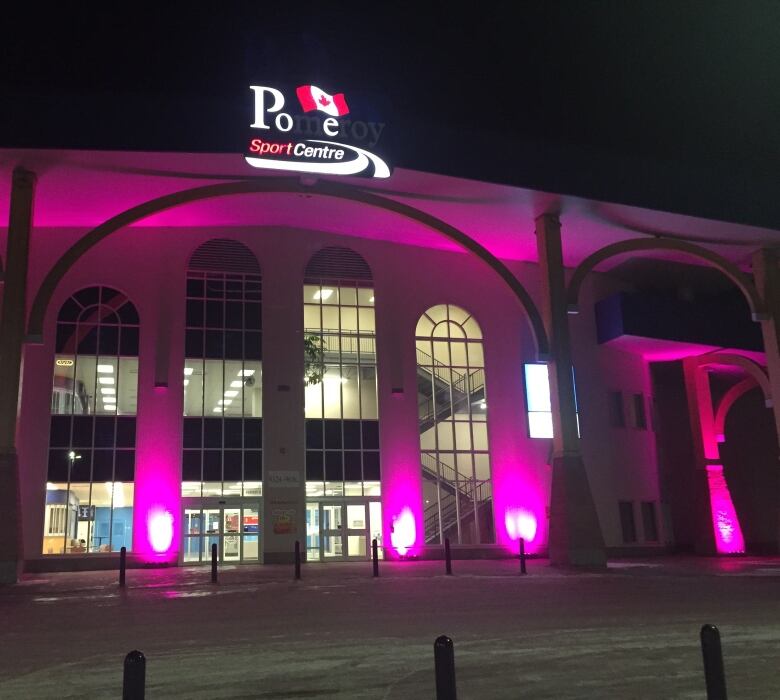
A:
[416,304,492,545]
[181,239,262,563]
[303,246,381,561]
[44,286,139,555]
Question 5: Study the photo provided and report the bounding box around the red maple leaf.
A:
[318,94,331,107]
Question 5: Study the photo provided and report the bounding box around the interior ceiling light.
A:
[239,369,256,376]
[100,388,116,395]
[183,379,190,387]
[183,368,194,376]
[369,296,375,303]
[230,380,243,388]
[97,364,114,373]
[224,390,239,398]
[218,399,233,406]
[98,377,115,385]
[314,289,334,300]
[212,407,224,413]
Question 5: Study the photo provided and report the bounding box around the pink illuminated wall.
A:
[493,471,547,555]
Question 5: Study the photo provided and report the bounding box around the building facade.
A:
[1,150,779,578]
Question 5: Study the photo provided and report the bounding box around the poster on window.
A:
[272,508,296,535]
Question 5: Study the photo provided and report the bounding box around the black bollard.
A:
[122,649,146,700]
[372,538,379,578]
[211,542,218,584]
[119,546,127,587]
[701,624,728,700]
[434,635,457,700]
[294,540,301,580]
[519,537,527,575]
[444,538,453,575]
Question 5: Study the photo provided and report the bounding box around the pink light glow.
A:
[492,470,547,555]
[132,451,181,562]
[148,508,175,553]
[504,508,538,542]
[390,508,416,556]
[706,465,745,554]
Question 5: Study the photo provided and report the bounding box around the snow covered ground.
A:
[2,557,780,698]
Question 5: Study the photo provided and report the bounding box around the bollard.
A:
[294,540,301,580]
[519,537,527,575]
[122,650,146,700]
[434,635,457,700]
[119,546,127,587]
[701,624,728,700]
[211,542,218,584]
[372,538,379,578]
[444,538,453,575]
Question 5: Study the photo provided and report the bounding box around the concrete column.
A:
[682,358,745,554]
[261,261,305,564]
[132,251,184,564]
[0,167,36,583]
[752,248,780,550]
[535,213,606,568]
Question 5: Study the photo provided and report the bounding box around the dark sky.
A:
[3,3,780,226]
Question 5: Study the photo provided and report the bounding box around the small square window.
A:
[609,391,626,428]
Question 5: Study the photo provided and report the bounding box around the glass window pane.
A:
[525,364,552,412]
[74,355,97,415]
[342,366,360,419]
[204,359,224,416]
[304,304,321,331]
[360,367,377,419]
[340,286,357,306]
[357,308,375,334]
[241,361,262,417]
[356,288,373,306]
[52,357,76,415]
[528,411,554,439]
[118,358,138,415]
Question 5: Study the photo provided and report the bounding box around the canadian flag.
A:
[296,85,349,117]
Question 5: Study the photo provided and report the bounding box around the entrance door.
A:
[306,499,381,561]
[182,501,260,564]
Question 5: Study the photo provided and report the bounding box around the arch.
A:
[187,238,262,275]
[566,238,766,320]
[714,378,762,443]
[304,246,372,282]
[694,352,772,405]
[416,303,482,340]
[25,177,549,357]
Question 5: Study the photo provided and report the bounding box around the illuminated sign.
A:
[56,359,74,367]
[245,84,390,178]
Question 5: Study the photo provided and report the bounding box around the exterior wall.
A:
[570,271,665,550]
[16,216,665,566]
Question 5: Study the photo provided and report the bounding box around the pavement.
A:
[2,556,780,698]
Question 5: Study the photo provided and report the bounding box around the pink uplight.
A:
[706,465,745,554]
[148,508,175,554]
[505,507,538,542]
[390,508,416,556]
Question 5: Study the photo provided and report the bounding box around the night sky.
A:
[2,3,780,226]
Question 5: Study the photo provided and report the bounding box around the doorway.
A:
[182,499,261,563]
[305,499,382,561]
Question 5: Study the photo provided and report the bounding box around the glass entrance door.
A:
[306,499,381,561]
[182,500,260,564]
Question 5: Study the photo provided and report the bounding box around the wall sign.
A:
[245,84,391,178]
[266,470,300,488]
